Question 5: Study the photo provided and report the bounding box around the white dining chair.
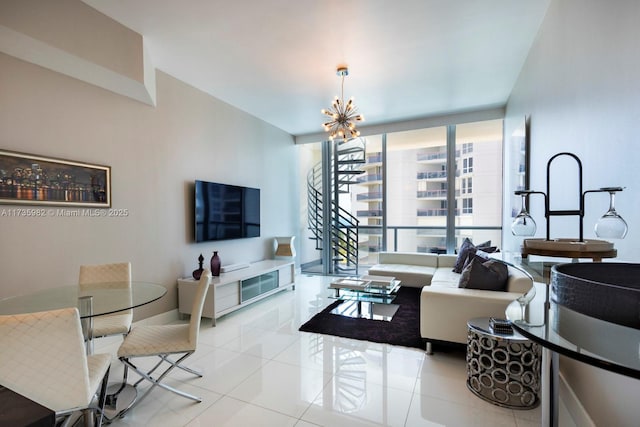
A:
[0,307,112,427]
[79,262,133,342]
[116,270,212,416]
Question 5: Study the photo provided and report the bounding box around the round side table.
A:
[466,317,541,409]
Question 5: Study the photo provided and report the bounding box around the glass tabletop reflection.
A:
[0,282,167,318]
[506,281,640,379]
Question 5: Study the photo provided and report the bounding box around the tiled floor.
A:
[98,274,543,427]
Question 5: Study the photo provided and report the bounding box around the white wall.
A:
[0,51,298,319]
[504,0,640,424]
[504,0,639,262]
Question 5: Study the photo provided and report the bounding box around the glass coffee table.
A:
[329,275,401,321]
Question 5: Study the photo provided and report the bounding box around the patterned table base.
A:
[466,328,541,409]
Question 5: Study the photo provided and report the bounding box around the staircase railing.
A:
[307,138,365,274]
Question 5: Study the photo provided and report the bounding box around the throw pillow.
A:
[458,258,509,291]
[483,259,509,288]
[452,239,495,273]
[461,246,499,271]
[453,238,475,273]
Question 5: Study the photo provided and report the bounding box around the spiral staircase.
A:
[307,138,366,274]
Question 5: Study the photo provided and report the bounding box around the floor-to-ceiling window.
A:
[386,126,448,254]
[453,120,503,251]
[298,118,503,275]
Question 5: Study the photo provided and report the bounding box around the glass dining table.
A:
[0,281,167,423]
[0,281,167,318]
[0,281,166,352]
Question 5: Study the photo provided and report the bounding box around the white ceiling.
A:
[82,0,550,137]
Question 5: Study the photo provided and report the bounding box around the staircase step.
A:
[337,159,365,164]
[337,146,364,154]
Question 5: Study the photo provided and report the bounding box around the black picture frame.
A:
[0,149,111,207]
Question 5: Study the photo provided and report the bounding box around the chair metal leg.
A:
[117,351,201,418]
[160,354,203,377]
[94,366,110,427]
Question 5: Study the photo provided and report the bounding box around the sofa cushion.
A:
[431,268,462,288]
[458,257,509,291]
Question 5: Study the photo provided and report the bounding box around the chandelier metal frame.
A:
[321,66,364,141]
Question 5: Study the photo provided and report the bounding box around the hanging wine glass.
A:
[511,193,537,236]
[514,286,537,325]
[595,187,628,239]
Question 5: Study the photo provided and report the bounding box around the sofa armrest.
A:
[505,265,534,294]
[420,287,522,344]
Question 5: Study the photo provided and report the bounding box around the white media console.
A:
[177,259,295,326]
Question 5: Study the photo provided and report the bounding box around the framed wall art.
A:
[0,149,111,207]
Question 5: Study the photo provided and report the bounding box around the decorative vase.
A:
[210,251,221,276]
[192,253,205,280]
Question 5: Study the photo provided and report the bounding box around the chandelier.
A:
[321,66,364,141]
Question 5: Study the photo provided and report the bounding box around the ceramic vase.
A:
[192,253,205,280]
[210,251,221,276]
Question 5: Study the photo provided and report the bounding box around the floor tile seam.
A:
[403,391,421,427]
[266,356,330,375]
[218,356,276,397]
[264,334,304,363]
[194,343,271,362]
[177,391,226,427]
[161,354,270,396]
[222,358,335,403]
[216,393,308,423]
[330,370,423,395]
[412,387,523,417]
[297,374,337,426]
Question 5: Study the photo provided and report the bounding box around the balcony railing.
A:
[417,208,460,216]
[357,191,383,201]
[416,150,460,162]
[366,154,382,163]
[416,189,462,198]
[357,209,383,217]
[416,170,459,180]
[357,173,383,183]
[357,224,502,253]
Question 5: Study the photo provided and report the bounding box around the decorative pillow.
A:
[453,239,495,273]
[461,247,499,271]
[453,238,474,273]
[458,258,509,291]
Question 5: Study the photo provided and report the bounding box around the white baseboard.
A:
[560,371,595,427]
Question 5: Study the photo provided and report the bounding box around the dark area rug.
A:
[299,286,425,350]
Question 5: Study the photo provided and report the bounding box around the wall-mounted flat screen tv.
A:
[194,180,260,242]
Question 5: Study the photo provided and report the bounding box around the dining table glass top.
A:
[0,282,167,317]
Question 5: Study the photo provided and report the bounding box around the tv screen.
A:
[194,180,260,242]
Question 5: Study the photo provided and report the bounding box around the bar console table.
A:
[506,281,640,426]
[178,259,295,326]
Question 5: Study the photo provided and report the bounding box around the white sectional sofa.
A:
[368,252,533,353]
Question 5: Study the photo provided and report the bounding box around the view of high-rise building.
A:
[299,119,504,273]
